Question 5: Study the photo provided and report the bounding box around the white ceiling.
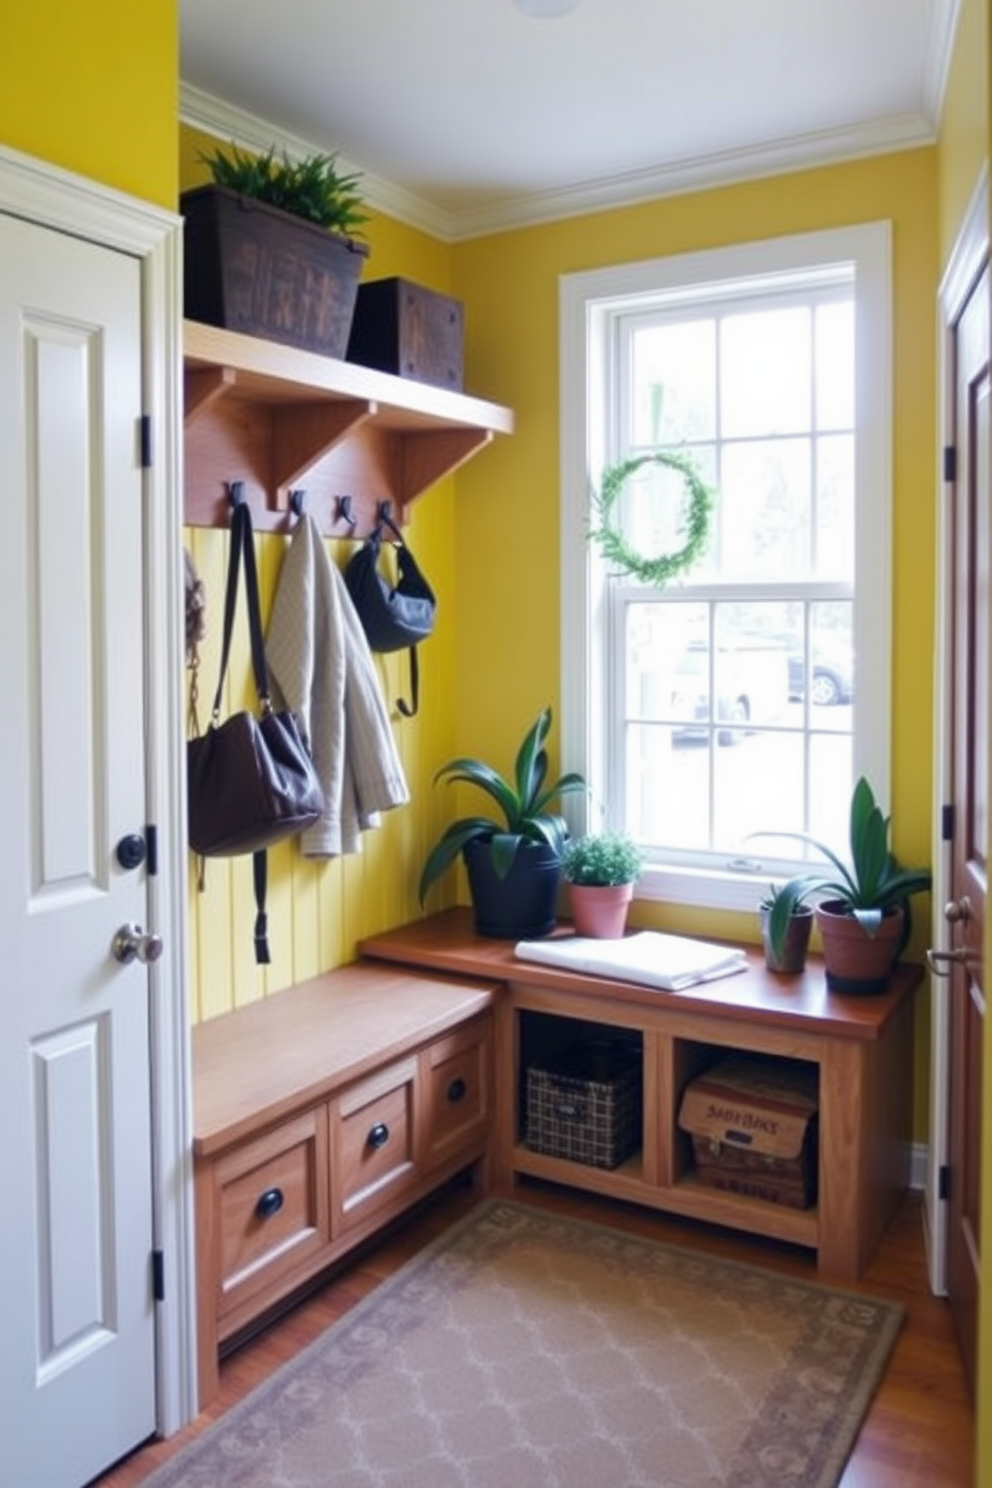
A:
[179,0,959,242]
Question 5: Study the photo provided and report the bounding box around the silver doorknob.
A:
[944,897,972,923]
[112,922,164,965]
[926,945,980,977]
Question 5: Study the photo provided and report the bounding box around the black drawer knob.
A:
[255,1187,284,1220]
[447,1077,467,1104]
[367,1122,390,1149]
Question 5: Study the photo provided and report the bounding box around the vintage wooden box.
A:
[346,276,464,390]
[678,1055,819,1209]
[181,184,368,358]
[525,1040,642,1170]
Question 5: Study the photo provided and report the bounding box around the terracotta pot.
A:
[760,904,813,974]
[815,899,905,993]
[566,881,634,939]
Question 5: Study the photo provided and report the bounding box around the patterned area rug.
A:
[145,1200,903,1488]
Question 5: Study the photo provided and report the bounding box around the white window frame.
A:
[559,223,892,913]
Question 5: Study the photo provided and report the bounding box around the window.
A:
[559,225,891,911]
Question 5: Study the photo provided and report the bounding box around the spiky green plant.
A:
[199,144,369,238]
[757,776,931,963]
[418,707,586,903]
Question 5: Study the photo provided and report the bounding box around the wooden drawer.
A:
[423,1015,491,1169]
[212,1108,330,1319]
[333,1056,417,1231]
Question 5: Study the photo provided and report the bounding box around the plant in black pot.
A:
[756,776,931,993]
[182,143,370,358]
[418,706,586,939]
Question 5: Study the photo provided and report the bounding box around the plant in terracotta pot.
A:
[756,776,931,993]
[758,882,815,974]
[418,706,586,940]
[182,143,370,357]
[562,832,645,939]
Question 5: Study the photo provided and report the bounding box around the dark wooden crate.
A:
[346,277,464,390]
[525,1040,642,1170]
[181,184,368,359]
[678,1054,818,1209]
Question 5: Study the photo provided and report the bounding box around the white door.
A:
[0,215,157,1486]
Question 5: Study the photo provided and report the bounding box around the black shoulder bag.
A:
[187,499,323,963]
[343,511,437,717]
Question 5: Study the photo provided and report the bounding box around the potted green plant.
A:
[562,832,645,939]
[181,143,370,358]
[418,706,585,940]
[758,882,815,974]
[757,776,931,993]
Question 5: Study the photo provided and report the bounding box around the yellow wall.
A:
[0,0,177,207]
[450,150,940,1133]
[179,128,462,1018]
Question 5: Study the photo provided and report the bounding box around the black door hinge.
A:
[943,444,957,483]
[939,1164,950,1202]
[152,1248,165,1302]
[146,823,158,877]
[140,414,153,469]
[942,803,954,842]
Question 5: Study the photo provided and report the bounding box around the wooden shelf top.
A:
[184,319,515,436]
[358,908,923,1043]
[192,960,499,1157]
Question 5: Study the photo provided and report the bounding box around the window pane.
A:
[721,307,811,438]
[713,731,806,853]
[625,721,709,848]
[630,319,716,445]
[816,432,854,578]
[718,438,811,578]
[815,301,854,430]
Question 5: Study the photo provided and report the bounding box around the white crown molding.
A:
[179,83,458,241]
[923,0,962,131]
[180,81,937,245]
[449,114,936,240]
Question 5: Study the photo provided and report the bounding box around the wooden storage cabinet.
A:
[193,964,498,1407]
[359,909,923,1283]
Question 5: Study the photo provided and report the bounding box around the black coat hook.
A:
[289,489,307,517]
[336,495,357,530]
[227,480,247,507]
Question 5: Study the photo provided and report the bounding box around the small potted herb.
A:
[181,143,370,358]
[562,832,645,939]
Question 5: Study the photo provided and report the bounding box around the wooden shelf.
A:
[183,320,514,535]
[359,910,923,1281]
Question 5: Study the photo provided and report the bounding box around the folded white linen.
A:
[514,931,748,992]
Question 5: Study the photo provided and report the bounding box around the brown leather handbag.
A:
[187,497,323,961]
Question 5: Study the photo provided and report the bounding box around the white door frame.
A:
[0,144,197,1434]
[929,162,989,1297]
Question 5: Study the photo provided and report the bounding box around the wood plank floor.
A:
[90,1178,974,1488]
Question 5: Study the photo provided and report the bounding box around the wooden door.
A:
[0,213,157,1485]
[943,260,989,1397]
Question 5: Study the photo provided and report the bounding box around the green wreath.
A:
[589,450,713,587]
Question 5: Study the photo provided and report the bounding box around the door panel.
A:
[0,215,156,1487]
[946,262,988,1397]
